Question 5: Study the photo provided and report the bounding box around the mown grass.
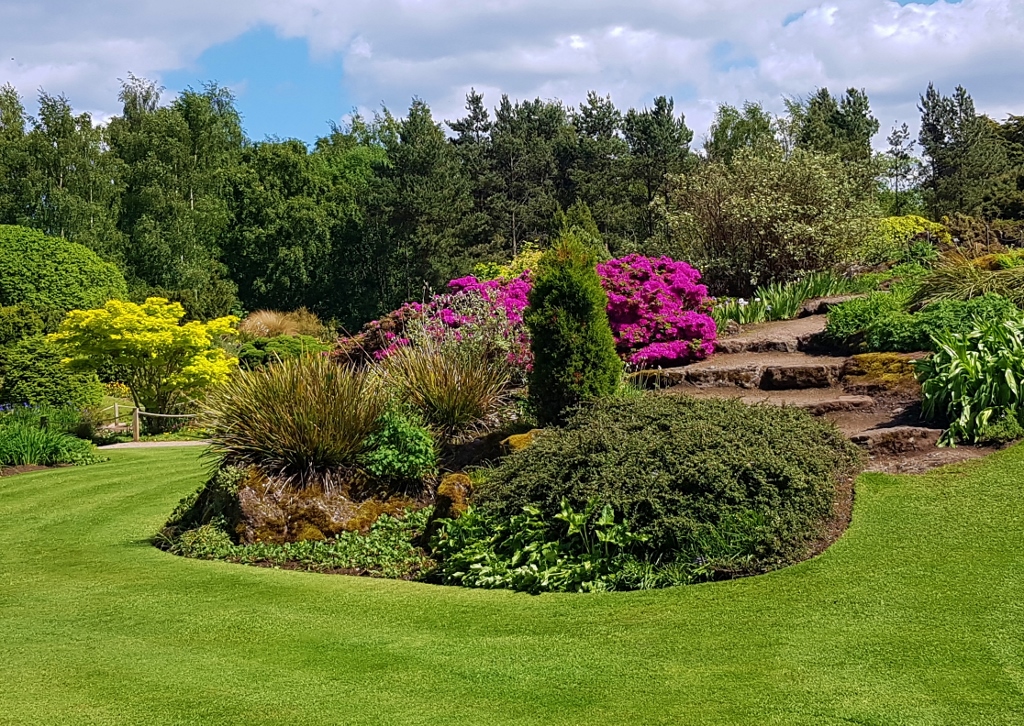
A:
[1,446,1022,725]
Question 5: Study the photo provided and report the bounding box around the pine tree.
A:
[527,233,621,425]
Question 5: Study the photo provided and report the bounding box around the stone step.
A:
[798,294,865,318]
[850,426,944,453]
[678,387,875,415]
[647,352,850,391]
[715,315,827,355]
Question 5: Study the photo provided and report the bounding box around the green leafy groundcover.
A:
[161,395,860,593]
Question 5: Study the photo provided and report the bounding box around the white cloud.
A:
[1,0,1022,144]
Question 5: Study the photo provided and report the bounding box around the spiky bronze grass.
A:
[202,355,387,491]
[383,341,511,441]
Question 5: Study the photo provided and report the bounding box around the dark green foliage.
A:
[918,84,1009,218]
[826,292,1021,353]
[0,225,127,311]
[0,304,52,347]
[788,88,879,164]
[236,335,333,369]
[360,412,437,484]
[0,335,103,408]
[526,234,621,425]
[161,465,246,536]
[477,395,860,570]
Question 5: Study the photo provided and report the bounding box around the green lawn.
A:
[1,448,1022,725]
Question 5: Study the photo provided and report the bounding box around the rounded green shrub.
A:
[237,335,333,369]
[477,395,861,569]
[527,233,621,425]
[0,336,103,408]
[0,225,127,312]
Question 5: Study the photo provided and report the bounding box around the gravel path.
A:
[99,440,211,449]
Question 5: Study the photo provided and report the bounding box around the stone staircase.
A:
[634,305,969,472]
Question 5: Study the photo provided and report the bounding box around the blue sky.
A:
[0,0,1019,145]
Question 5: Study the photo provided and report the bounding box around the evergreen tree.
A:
[527,233,621,425]
[622,96,693,241]
[918,83,1009,218]
[788,87,879,164]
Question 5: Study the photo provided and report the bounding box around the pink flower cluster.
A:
[596,254,717,367]
[335,255,716,372]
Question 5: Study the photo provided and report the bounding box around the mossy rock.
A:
[500,429,543,455]
[291,522,327,542]
[421,472,474,549]
[845,352,925,395]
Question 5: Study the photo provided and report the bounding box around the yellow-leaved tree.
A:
[49,298,239,418]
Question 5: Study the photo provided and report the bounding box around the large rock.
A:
[235,475,419,544]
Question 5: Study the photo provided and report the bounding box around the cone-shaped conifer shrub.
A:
[527,233,622,425]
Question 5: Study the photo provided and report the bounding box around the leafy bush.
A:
[50,297,239,419]
[826,292,1020,353]
[383,341,511,440]
[237,335,333,369]
[918,317,1024,446]
[527,235,622,425]
[202,355,388,490]
[360,412,437,484]
[0,304,64,348]
[477,395,860,572]
[0,403,97,440]
[0,423,100,467]
[0,336,103,409]
[860,215,949,266]
[596,254,716,367]
[663,147,877,297]
[0,225,127,312]
[239,308,332,340]
[431,499,651,593]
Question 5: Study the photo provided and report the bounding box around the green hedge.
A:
[0,225,127,312]
[0,336,103,409]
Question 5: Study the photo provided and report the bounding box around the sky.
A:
[1,0,1022,147]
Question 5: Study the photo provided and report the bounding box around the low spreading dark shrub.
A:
[476,395,860,573]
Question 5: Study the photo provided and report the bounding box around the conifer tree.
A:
[526,232,621,425]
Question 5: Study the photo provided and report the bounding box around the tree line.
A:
[0,76,1022,327]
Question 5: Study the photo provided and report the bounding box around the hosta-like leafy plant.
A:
[918,317,1024,445]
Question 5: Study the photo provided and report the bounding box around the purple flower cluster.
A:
[335,255,716,372]
[596,254,717,367]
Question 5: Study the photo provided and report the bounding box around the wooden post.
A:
[113,402,119,425]
[132,408,140,442]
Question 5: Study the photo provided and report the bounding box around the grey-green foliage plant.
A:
[526,233,621,425]
[917,317,1024,446]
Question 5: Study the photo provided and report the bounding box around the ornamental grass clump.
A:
[383,341,511,440]
[202,355,388,490]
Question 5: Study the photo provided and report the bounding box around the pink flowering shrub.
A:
[596,255,717,367]
[335,255,716,373]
